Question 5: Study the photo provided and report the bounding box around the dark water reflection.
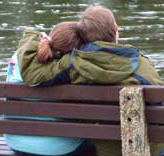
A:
[0,0,164,81]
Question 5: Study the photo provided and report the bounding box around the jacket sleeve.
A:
[136,56,164,85]
[17,29,71,86]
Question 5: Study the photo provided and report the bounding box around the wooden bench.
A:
[0,81,164,155]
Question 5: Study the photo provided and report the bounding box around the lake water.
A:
[0,0,164,81]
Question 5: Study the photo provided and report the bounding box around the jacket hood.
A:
[71,41,140,84]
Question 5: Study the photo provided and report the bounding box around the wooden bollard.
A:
[119,87,150,156]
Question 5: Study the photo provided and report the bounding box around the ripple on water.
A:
[126,15,158,20]
[128,4,138,8]
[135,11,160,16]
[1,23,9,27]
[0,37,5,40]
[35,10,46,14]
[60,15,80,19]
[15,26,35,31]
[147,53,164,71]
[154,4,164,7]
[7,2,26,5]
[42,3,88,8]
[119,36,141,41]
[51,10,60,14]
[0,12,12,16]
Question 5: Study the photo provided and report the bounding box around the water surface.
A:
[0,0,164,80]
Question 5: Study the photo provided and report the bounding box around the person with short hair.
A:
[77,5,164,156]
[78,5,118,44]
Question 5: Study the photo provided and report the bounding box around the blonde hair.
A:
[78,5,117,43]
[37,22,83,64]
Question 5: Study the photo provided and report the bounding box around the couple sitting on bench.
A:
[5,5,164,156]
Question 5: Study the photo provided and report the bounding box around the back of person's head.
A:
[78,5,118,43]
[38,21,83,64]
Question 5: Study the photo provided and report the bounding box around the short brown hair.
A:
[78,5,117,43]
[38,21,83,64]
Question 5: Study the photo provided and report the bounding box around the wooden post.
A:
[119,87,150,156]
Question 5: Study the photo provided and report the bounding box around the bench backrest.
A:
[0,82,164,142]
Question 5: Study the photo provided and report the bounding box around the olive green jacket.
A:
[17,30,164,86]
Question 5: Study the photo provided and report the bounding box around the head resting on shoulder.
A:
[38,21,83,64]
[77,5,119,44]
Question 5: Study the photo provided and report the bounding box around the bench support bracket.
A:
[120,86,150,156]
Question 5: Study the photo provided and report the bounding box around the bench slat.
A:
[1,82,164,102]
[0,82,5,97]
[0,118,121,140]
[1,100,164,123]
[1,119,164,143]
[147,106,164,123]
[0,100,120,121]
[0,82,121,102]
[149,126,164,143]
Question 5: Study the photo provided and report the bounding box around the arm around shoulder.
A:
[17,30,71,86]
